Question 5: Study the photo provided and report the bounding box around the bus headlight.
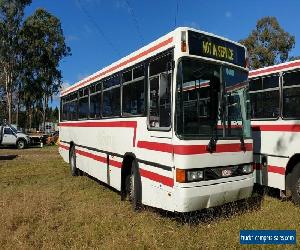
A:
[186,170,204,182]
[241,164,253,174]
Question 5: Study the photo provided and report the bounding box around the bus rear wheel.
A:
[126,161,142,211]
[289,163,300,205]
[69,146,79,176]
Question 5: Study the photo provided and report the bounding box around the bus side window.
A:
[148,53,172,129]
[249,75,279,119]
[78,87,89,119]
[102,74,121,117]
[90,82,101,119]
[283,70,300,118]
[122,65,145,116]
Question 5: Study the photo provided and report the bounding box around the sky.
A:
[24,0,300,108]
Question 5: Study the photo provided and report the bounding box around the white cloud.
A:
[225,11,232,18]
[66,34,79,42]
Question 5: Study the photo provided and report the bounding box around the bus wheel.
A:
[289,163,300,205]
[69,146,79,176]
[127,161,142,211]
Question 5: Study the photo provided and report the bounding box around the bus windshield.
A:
[176,58,251,139]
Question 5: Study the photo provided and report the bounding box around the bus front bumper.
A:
[173,175,254,212]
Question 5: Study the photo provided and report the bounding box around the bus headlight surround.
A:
[241,164,253,174]
[186,169,204,182]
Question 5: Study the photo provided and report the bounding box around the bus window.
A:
[78,87,89,119]
[122,66,145,116]
[148,54,172,129]
[90,82,101,119]
[283,71,300,118]
[103,75,121,117]
[249,75,279,119]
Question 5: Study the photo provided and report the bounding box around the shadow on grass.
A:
[0,154,18,160]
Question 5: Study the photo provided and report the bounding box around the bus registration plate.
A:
[222,168,232,177]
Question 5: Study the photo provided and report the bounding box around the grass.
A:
[0,146,299,249]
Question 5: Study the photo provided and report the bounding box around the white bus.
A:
[59,27,254,212]
[249,60,300,204]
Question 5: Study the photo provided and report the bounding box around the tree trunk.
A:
[42,94,47,132]
[16,91,20,126]
[4,67,12,124]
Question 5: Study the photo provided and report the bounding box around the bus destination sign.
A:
[188,30,246,67]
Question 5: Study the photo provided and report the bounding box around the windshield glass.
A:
[176,58,251,139]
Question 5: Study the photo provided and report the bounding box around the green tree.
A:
[52,107,59,122]
[0,0,32,123]
[21,8,70,130]
[240,16,295,69]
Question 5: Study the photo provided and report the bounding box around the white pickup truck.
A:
[0,124,31,149]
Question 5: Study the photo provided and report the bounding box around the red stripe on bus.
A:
[109,159,122,168]
[137,141,173,153]
[61,37,173,95]
[76,148,123,169]
[139,168,174,187]
[173,143,252,155]
[268,165,285,175]
[76,149,107,164]
[249,60,300,77]
[252,124,300,132]
[59,144,69,150]
[137,141,253,154]
[59,121,137,146]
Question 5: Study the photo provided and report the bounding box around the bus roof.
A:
[249,59,300,78]
[61,27,246,97]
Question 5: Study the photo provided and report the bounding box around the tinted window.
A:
[90,93,101,118]
[150,54,172,76]
[90,84,96,94]
[122,71,132,82]
[283,71,300,86]
[283,87,300,118]
[249,78,262,91]
[249,75,279,119]
[133,65,144,79]
[4,128,13,135]
[78,96,89,119]
[103,75,120,89]
[68,100,78,120]
[263,75,279,89]
[250,90,279,118]
[123,80,145,116]
[103,87,120,117]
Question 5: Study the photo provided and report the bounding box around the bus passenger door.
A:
[145,69,173,189]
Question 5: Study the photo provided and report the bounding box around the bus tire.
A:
[69,146,79,176]
[289,162,300,205]
[127,160,142,211]
[16,139,26,149]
